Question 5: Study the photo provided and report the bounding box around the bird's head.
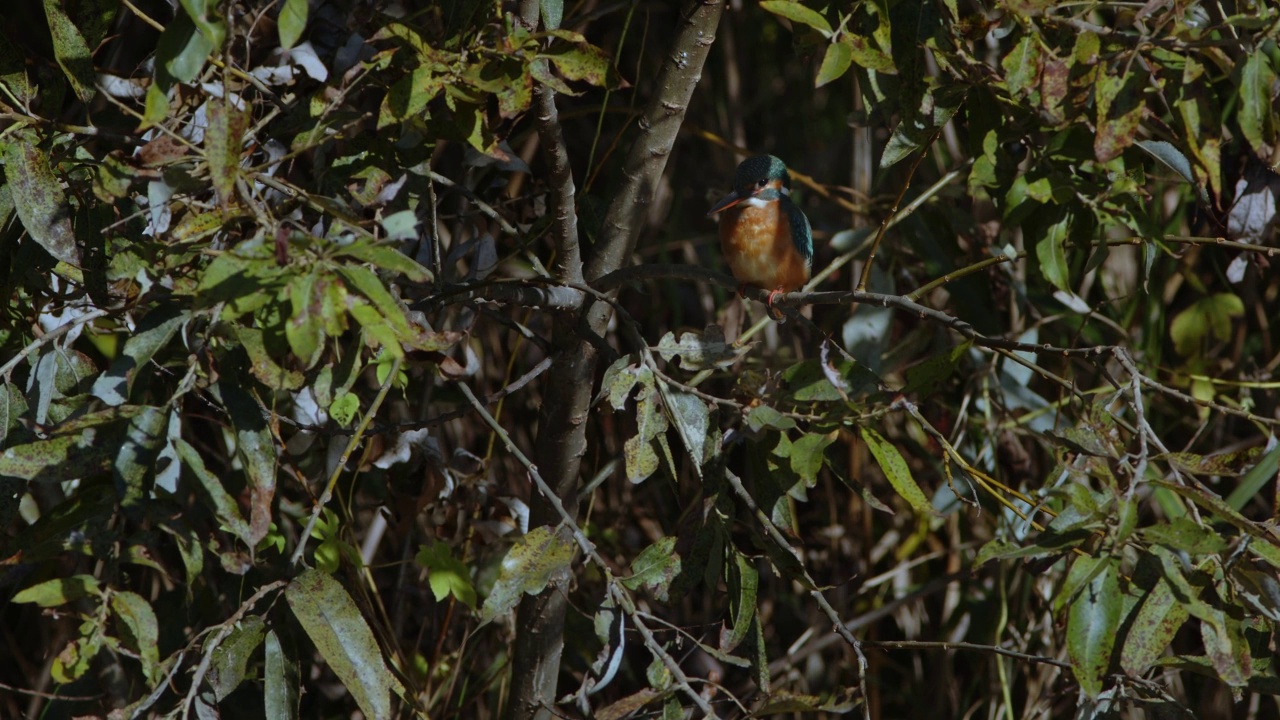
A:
[708,155,792,215]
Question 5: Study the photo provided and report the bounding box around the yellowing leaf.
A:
[1169,293,1243,356]
[860,426,932,515]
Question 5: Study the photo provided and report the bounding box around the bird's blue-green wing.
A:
[783,197,813,263]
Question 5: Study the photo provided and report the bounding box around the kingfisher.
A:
[708,154,813,310]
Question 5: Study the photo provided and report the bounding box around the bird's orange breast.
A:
[719,202,811,292]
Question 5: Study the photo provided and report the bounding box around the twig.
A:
[457,381,719,717]
[182,581,288,719]
[0,679,99,702]
[426,170,520,238]
[0,308,112,379]
[290,357,401,567]
[866,640,1071,669]
[857,130,942,292]
[724,469,870,720]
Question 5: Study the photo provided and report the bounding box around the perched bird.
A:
[708,154,813,309]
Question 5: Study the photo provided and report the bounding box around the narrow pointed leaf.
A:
[286,569,403,720]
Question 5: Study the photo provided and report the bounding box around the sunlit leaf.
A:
[816,40,852,88]
[207,615,266,701]
[264,630,300,720]
[416,541,477,609]
[1066,558,1120,698]
[1239,52,1278,159]
[278,0,308,50]
[621,536,680,602]
[111,591,161,682]
[1169,293,1243,356]
[286,569,404,720]
[480,526,576,624]
[13,575,101,606]
[42,0,96,102]
[860,426,931,514]
[4,128,81,266]
[760,1,833,36]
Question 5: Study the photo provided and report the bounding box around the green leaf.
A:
[415,541,477,609]
[721,551,758,653]
[859,426,932,514]
[1138,516,1229,555]
[539,0,563,29]
[787,431,835,486]
[91,308,187,406]
[219,379,277,544]
[285,272,323,368]
[655,326,742,371]
[753,689,859,714]
[3,129,81,266]
[52,633,103,683]
[844,35,896,74]
[114,406,168,511]
[665,390,710,468]
[621,536,680,602]
[1227,442,1280,511]
[745,405,797,432]
[42,0,96,102]
[205,97,247,203]
[179,0,227,49]
[378,68,445,129]
[13,575,101,606]
[816,40,852,88]
[1200,610,1251,687]
[479,526,576,624]
[157,7,216,83]
[1001,34,1041,96]
[0,422,125,482]
[207,614,266,701]
[1169,293,1243,356]
[1094,70,1146,162]
[110,591,161,682]
[760,1,833,36]
[329,392,360,427]
[142,84,170,128]
[1239,51,1278,158]
[336,265,413,337]
[1066,558,1121,698]
[541,35,619,89]
[881,86,962,168]
[278,0,308,50]
[264,630,300,720]
[1120,569,1189,676]
[236,325,305,390]
[335,241,432,283]
[903,341,971,396]
[1136,140,1210,206]
[175,437,253,545]
[1033,209,1072,292]
[286,569,404,720]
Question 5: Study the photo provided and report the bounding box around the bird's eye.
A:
[755,179,767,189]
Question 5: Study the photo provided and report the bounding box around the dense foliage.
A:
[2,0,1279,718]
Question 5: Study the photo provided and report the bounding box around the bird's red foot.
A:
[766,287,787,322]
[736,283,749,299]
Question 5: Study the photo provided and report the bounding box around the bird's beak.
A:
[707,190,743,216]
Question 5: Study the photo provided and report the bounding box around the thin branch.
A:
[182,581,288,719]
[0,308,113,380]
[290,358,402,567]
[724,468,870,720]
[456,381,719,717]
[857,130,942,292]
[597,263,1114,358]
[867,640,1072,669]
